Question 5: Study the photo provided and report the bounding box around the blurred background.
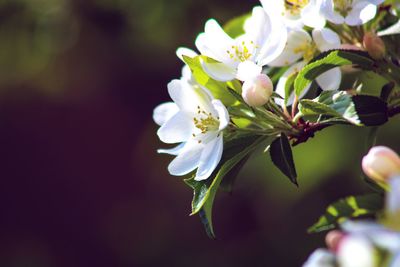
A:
[0,0,399,266]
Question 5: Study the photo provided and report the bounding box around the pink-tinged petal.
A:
[195,135,223,181]
[316,67,341,91]
[168,141,203,176]
[157,111,193,144]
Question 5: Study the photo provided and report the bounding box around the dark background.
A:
[0,0,399,266]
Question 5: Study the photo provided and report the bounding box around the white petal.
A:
[168,141,203,176]
[200,58,237,81]
[176,47,198,61]
[255,7,288,66]
[301,0,326,29]
[153,102,179,126]
[337,235,376,267]
[275,61,309,106]
[268,28,311,67]
[390,253,400,267]
[157,111,193,144]
[321,0,345,24]
[236,61,262,81]
[157,143,186,155]
[316,67,342,91]
[168,79,211,113]
[345,2,376,26]
[387,176,400,215]
[195,135,223,181]
[212,99,230,131]
[366,0,383,4]
[181,65,194,83]
[312,28,341,52]
[195,19,234,64]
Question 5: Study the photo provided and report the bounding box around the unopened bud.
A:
[242,74,273,107]
[362,146,400,183]
[325,230,345,252]
[363,32,386,60]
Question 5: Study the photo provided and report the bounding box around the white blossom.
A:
[153,79,229,181]
[320,0,384,26]
[260,0,326,29]
[195,6,287,83]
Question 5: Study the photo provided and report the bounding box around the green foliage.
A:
[269,134,298,186]
[185,136,267,238]
[223,13,251,38]
[298,91,389,126]
[308,194,384,233]
[294,50,375,97]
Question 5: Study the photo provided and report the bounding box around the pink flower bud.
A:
[363,32,386,60]
[362,146,400,183]
[325,230,345,252]
[241,74,273,107]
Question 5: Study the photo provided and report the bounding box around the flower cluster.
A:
[303,146,400,267]
[153,0,400,242]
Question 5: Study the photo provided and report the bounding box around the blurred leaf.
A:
[270,134,298,186]
[380,82,395,102]
[223,13,251,38]
[183,55,238,106]
[378,19,400,36]
[294,50,375,96]
[308,194,384,233]
[185,135,266,238]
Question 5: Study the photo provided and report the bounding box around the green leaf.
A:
[299,91,360,125]
[182,55,238,106]
[308,194,384,233]
[294,50,375,96]
[352,95,389,126]
[284,72,297,106]
[270,134,298,186]
[185,136,267,238]
[299,91,389,126]
[223,13,251,38]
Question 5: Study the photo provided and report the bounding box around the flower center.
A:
[284,0,309,15]
[293,42,317,62]
[333,0,353,17]
[192,106,219,143]
[226,40,258,62]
